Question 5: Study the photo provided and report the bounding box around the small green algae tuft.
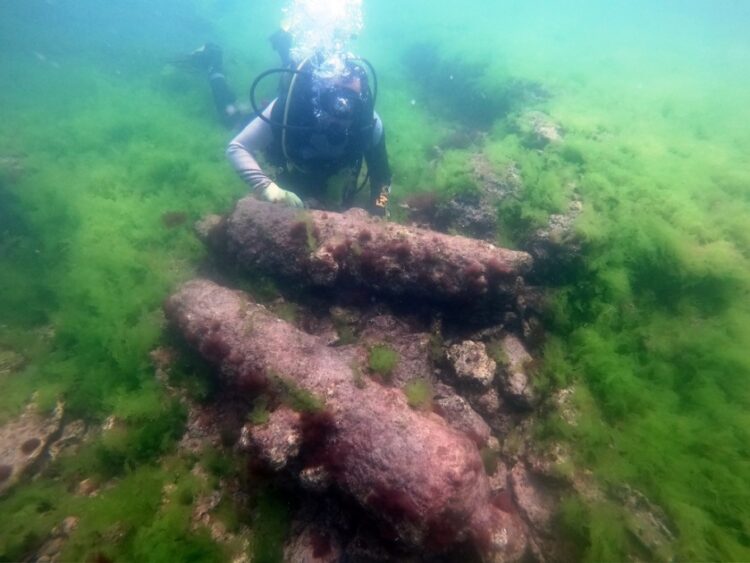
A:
[367,344,399,381]
[269,372,325,414]
[404,379,433,410]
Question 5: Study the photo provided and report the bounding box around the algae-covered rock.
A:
[510,463,558,535]
[616,485,676,561]
[239,407,302,471]
[446,340,497,388]
[358,314,434,388]
[0,401,64,494]
[433,382,491,447]
[48,419,87,460]
[33,516,79,563]
[0,347,25,377]
[497,335,537,408]
[526,197,583,283]
[518,111,563,147]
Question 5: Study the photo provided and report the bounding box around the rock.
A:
[509,463,558,535]
[48,419,87,460]
[446,340,497,388]
[525,442,574,484]
[101,521,128,544]
[77,478,98,497]
[218,197,532,306]
[472,386,502,416]
[166,279,528,559]
[465,387,516,437]
[433,193,499,241]
[526,198,583,284]
[472,158,524,202]
[35,537,66,563]
[149,346,177,371]
[193,490,222,526]
[518,111,563,147]
[497,335,537,409]
[487,462,510,497]
[415,158,523,241]
[101,415,121,432]
[615,485,676,560]
[60,516,79,536]
[239,408,301,471]
[179,404,222,454]
[299,465,332,493]
[0,347,25,376]
[433,383,491,447]
[358,314,436,388]
[284,522,343,563]
[439,127,485,151]
[328,306,361,345]
[194,214,225,244]
[191,487,251,560]
[553,387,578,427]
[0,401,64,494]
[32,516,78,563]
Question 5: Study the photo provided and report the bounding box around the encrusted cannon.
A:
[165,279,527,559]
[205,198,532,304]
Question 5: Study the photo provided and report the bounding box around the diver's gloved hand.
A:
[370,184,391,218]
[260,182,304,208]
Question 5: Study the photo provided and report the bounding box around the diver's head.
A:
[308,59,373,146]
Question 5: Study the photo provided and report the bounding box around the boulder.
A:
[0,401,64,494]
[518,112,563,147]
[357,313,436,388]
[446,340,497,388]
[48,419,87,460]
[526,198,583,284]
[239,407,302,471]
[615,485,676,560]
[497,335,537,409]
[34,516,78,563]
[433,383,491,447]
[509,463,558,535]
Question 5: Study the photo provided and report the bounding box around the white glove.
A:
[260,182,304,208]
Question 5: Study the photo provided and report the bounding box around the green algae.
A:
[404,379,433,410]
[367,344,399,380]
[250,488,293,563]
[0,460,225,563]
[269,372,326,414]
[248,397,271,426]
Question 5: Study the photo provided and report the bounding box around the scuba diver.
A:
[186,32,392,216]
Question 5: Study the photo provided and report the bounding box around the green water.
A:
[0,0,748,561]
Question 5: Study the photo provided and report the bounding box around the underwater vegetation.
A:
[1,0,749,561]
[367,344,399,381]
[404,379,433,411]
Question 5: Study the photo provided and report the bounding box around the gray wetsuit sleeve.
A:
[226,99,277,192]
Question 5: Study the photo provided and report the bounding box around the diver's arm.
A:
[364,112,392,213]
[226,100,276,192]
